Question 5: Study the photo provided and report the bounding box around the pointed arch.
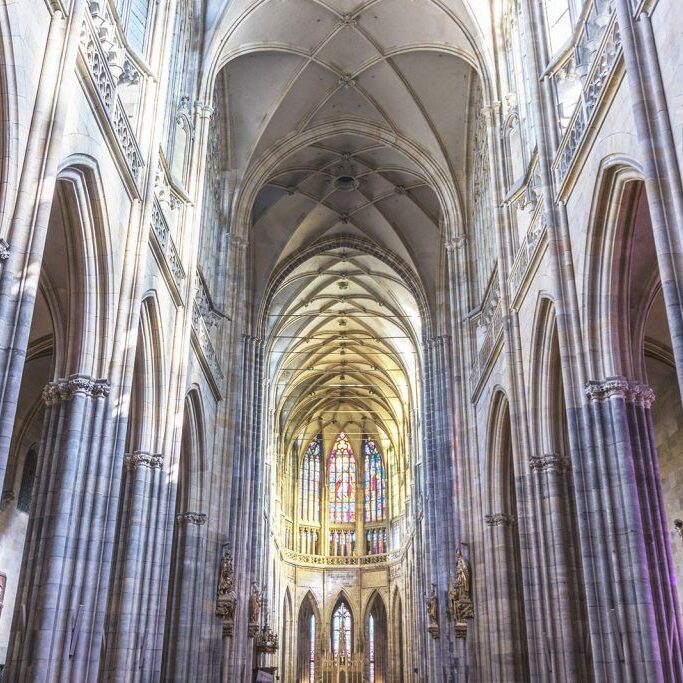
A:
[126,292,166,454]
[297,591,320,682]
[330,593,354,658]
[364,591,387,683]
[299,434,322,523]
[281,587,294,682]
[392,588,405,683]
[178,386,207,512]
[52,160,114,378]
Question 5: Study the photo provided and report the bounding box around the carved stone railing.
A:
[469,276,504,393]
[551,6,621,184]
[150,198,185,295]
[191,273,225,394]
[79,10,144,189]
[281,548,387,567]
[508,219,546,300]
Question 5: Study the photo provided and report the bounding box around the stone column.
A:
[584,378,683,680]
[0,0,88,491]
[5,375,111,681]
[484,513,526,683]
[528,453,587,681]
[163,511,208,681]
[103,451,165,681]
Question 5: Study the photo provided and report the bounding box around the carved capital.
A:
[445,234,468,252]
[585,377,655,407]
[485,513,516,527]
[585,377,630,401]
[0,238,9,261]
[176,511,207,526]
[124,451,163,469]
[43,375,111,405]
[529,453,570,473]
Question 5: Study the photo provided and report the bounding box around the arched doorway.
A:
[486,392,529,681]
[296,593,318,683]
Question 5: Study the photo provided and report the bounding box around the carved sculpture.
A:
[675,519,683,545]
[216,551,237,637]
[248,582,262,637]
[425,584,440,639]
[449,549,474,637]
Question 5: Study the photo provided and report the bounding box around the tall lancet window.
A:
[328,432,356,523]
[368,614,376,682]
[363,437,386,522]
[332,600,353,658]
[300,436,322,523]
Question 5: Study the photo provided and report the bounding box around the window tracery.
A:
[332,601,353,658]
[300,436,321,523]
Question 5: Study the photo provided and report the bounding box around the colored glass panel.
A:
[332,601,352,657]
[299,437,321,523]
[328,432,356,523]
[363,437,386,522]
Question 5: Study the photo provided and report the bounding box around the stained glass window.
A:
[332,601,352,658]
[300,436,321,523]
[363,437,386,522]
[328,432,356,523]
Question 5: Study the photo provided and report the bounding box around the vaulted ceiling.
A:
[205,0,487,463]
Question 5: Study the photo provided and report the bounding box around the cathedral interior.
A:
[0,0,682,681]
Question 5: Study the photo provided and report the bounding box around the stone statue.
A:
[216,551,238,637]
[249,582,262,625]
[425,584,440,638]
[449,549,474,625]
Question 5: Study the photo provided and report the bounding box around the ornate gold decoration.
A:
[425,584,440,639]
[449,549,474,638]
[248,582,262,637]
[216,550,237,637]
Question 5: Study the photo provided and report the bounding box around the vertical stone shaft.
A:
[104,452,164,681]
[5,376,111,682]
[0,0,87,490]
[164,512,207,680]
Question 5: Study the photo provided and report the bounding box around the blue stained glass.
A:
[363,437,386,522]
[328,432,356,523]
[300,437,321,523]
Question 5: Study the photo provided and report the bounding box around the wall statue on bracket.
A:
[216,550,238,637]
[449,549,474,637]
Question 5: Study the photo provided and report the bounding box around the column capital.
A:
[176,511,207,526]
[529,453,570,473]
[585,377,655,407]
[124,451,164,469]
[485,513,516,527]
[0,238,9,261]
[42,375,111,405]
[445,234,468,251]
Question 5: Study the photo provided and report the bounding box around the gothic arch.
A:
[51,160,114,378]
[296,590,320,682]
[177,386,208,512]
[281,587,294,679]
[484,389,529,681]
[126,293,166,454]
[364,591,388,683]
[583,158,647,379]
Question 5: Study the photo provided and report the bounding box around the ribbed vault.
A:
[205,0,487,547]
